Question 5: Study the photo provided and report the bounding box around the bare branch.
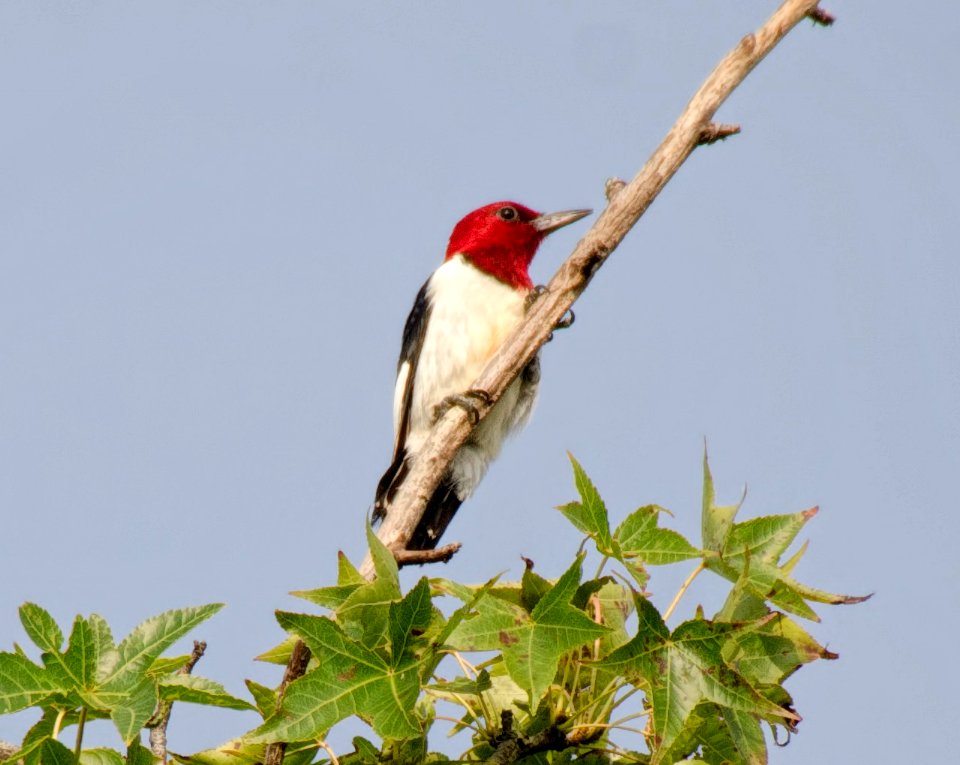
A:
[698,122,741,145]
[149,640,207,763]
[807,7,835,26]
[394,542,462,567]
[263,639,313,765]
[363,0,832,575]
[604,177,627,201]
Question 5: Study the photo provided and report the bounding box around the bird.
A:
[373,201,591,550]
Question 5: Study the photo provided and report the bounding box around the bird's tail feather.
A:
[409,475,462,550]
[375,455,463,551]
[373,451,408,523]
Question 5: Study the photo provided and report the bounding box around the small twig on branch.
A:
[698,122,741,145]
[149,640,207,763]
[604,177,627,201]
[394,542,462,567]
[806,7,835,25]
[263,639,313,765]
[359,0,834,581]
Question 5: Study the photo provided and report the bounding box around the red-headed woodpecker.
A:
[373,201,591,550]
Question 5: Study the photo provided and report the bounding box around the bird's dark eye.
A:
[497,206,518,221]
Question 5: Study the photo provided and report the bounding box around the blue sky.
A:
[1,2,957,762]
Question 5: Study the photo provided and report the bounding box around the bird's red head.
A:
[445,201,591,291]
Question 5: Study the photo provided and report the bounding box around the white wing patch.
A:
[392,360,411,455]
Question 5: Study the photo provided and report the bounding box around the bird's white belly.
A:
[407,255,527,451]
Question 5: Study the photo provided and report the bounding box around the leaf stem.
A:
[607,685,641,715]
[570,679,622,724]
[52,709,67,739]
[433,715,483,734]
[566,721,649,737]
[594,556,609,580]
[315,738,340,765]
[663,561,706,622]
[72,707,87,765]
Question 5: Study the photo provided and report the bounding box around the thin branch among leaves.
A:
[149,640,207,762]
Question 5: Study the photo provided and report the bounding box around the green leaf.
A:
[249,612,420,741]
[89,614,119,682]
[18,604,63,654]
[158,675,255,711]
[599,598,797,763]
[715,564,770,623]
[0,652,57,713]
[520,565,552,613]
[699,459,865,621]
[244,678,277,717]
[352,736,380,761]
[329,533,403,649]
[427,669,493,697]
[337,550,367,586]
[654,619,796,763]
[78,749,125,765]
[366,524,400,587]
[291,551,368,607]
[125,740,156,765]
[718,706,767,764]
[595,594,669,684]
[615,505,700,565]
[441,583,528,653]
[147,655,191,677]
[99,604,223,692]
[4,709,60,765]
[169,740,321,765]
[39,739,73,765]
[61,616,98,690]
[110,676,158,744]
[255,635,299,665]
[387,578,433,667]
[722,613,837,686]
[499,555,609,708]
[430,574,504,650]
[701,450,743,553]
[723,509,815,565]
[779,574,872,607]
[557,454,619,557]
[291,584,362,610]
[594,580,634,655]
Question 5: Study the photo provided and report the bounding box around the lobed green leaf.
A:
[0,652,57,713]
[557,454,619,557]
[250,612,420,741]
[159,674,255,711]
[18,604,63,655]
[100,604,223,693]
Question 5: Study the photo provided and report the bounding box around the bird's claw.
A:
[434,389,492,425]
[545,308,575,343]
[525,284,548,312]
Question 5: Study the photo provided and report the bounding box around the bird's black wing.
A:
[373,278,432,520]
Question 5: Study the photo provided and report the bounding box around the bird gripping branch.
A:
[373,201,591,551]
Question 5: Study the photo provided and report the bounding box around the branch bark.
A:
[263,638,313,765]
[149,640,206,763]
[361,0,832,579]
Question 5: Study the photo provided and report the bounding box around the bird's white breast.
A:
[404,255,527,451]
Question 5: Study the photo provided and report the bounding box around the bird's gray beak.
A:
[531,208,592,235]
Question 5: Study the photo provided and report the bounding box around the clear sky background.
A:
[1,2,957,762]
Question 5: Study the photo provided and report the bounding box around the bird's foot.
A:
[525,284,548,312]
[555,308,575,331]
[434,389,492,424]
[545,308,575,343]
